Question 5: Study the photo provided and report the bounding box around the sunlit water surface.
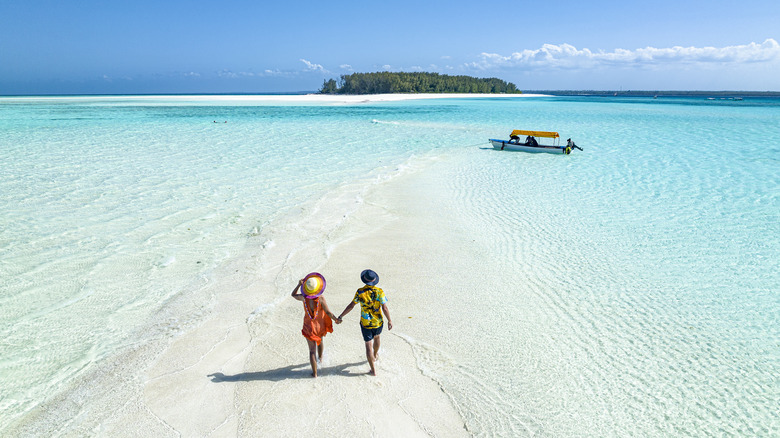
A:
[0,95,777,436]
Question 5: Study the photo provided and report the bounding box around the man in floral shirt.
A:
[338,269,393,376]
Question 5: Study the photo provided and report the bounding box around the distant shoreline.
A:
[2,90,779,98]
[0,93,547,102]
[525,90,780,97]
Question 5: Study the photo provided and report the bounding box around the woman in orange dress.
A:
[290,272,341,377]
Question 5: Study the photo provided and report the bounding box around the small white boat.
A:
[489,130,582,154]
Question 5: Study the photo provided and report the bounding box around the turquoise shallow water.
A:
[394,96,779,436]
[0,95,778,435]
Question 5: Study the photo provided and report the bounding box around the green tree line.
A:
[319,72,521,94]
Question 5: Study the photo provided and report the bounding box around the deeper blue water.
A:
[0,95,777,436]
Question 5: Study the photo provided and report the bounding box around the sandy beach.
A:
[179,92,545,103]
[137,159,473,437]
[0,92,544,105]
[13,143,470,437]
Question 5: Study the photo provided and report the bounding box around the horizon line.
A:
[2,90,780,98]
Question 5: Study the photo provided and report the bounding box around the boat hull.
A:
[489,139,568,154]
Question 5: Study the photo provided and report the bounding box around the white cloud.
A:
[300,59,325,72]
[340,64,353,71]
[217,60,329,78]
[467,39,780,71]
[218,69,239,78]
[218,69,269,78]
[217,68,303,78]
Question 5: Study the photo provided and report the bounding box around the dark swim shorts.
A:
[360,324,383,342]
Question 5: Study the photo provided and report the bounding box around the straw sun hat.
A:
[302,272,326,299]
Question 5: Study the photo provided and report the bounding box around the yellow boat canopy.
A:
[510,130,559,139]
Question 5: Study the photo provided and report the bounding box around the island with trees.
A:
[319,72,521,95]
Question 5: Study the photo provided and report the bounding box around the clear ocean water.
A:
[1,95,778,436]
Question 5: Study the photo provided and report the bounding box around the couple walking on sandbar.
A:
[290,269,393,377]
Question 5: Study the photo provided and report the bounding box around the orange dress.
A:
[301,298,333,345]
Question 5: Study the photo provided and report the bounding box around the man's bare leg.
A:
[373,336,381,361]
[364,341,376,376]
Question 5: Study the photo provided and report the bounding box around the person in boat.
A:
[528,136,539,147]
[509,134,521,144]
[524,135,532,145]
[567,138,577,148]
[337,269,393,376]
[291,273,341,378]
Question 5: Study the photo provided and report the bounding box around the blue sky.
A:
[1,0,779,94]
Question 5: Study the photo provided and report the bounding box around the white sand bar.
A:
[1,92,545,105]
[124,157,470,436]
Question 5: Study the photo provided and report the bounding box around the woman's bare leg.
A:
[307,339,318,377]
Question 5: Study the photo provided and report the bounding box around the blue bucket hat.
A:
[360,269,379,286]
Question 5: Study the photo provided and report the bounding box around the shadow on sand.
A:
[208,361,366,382]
